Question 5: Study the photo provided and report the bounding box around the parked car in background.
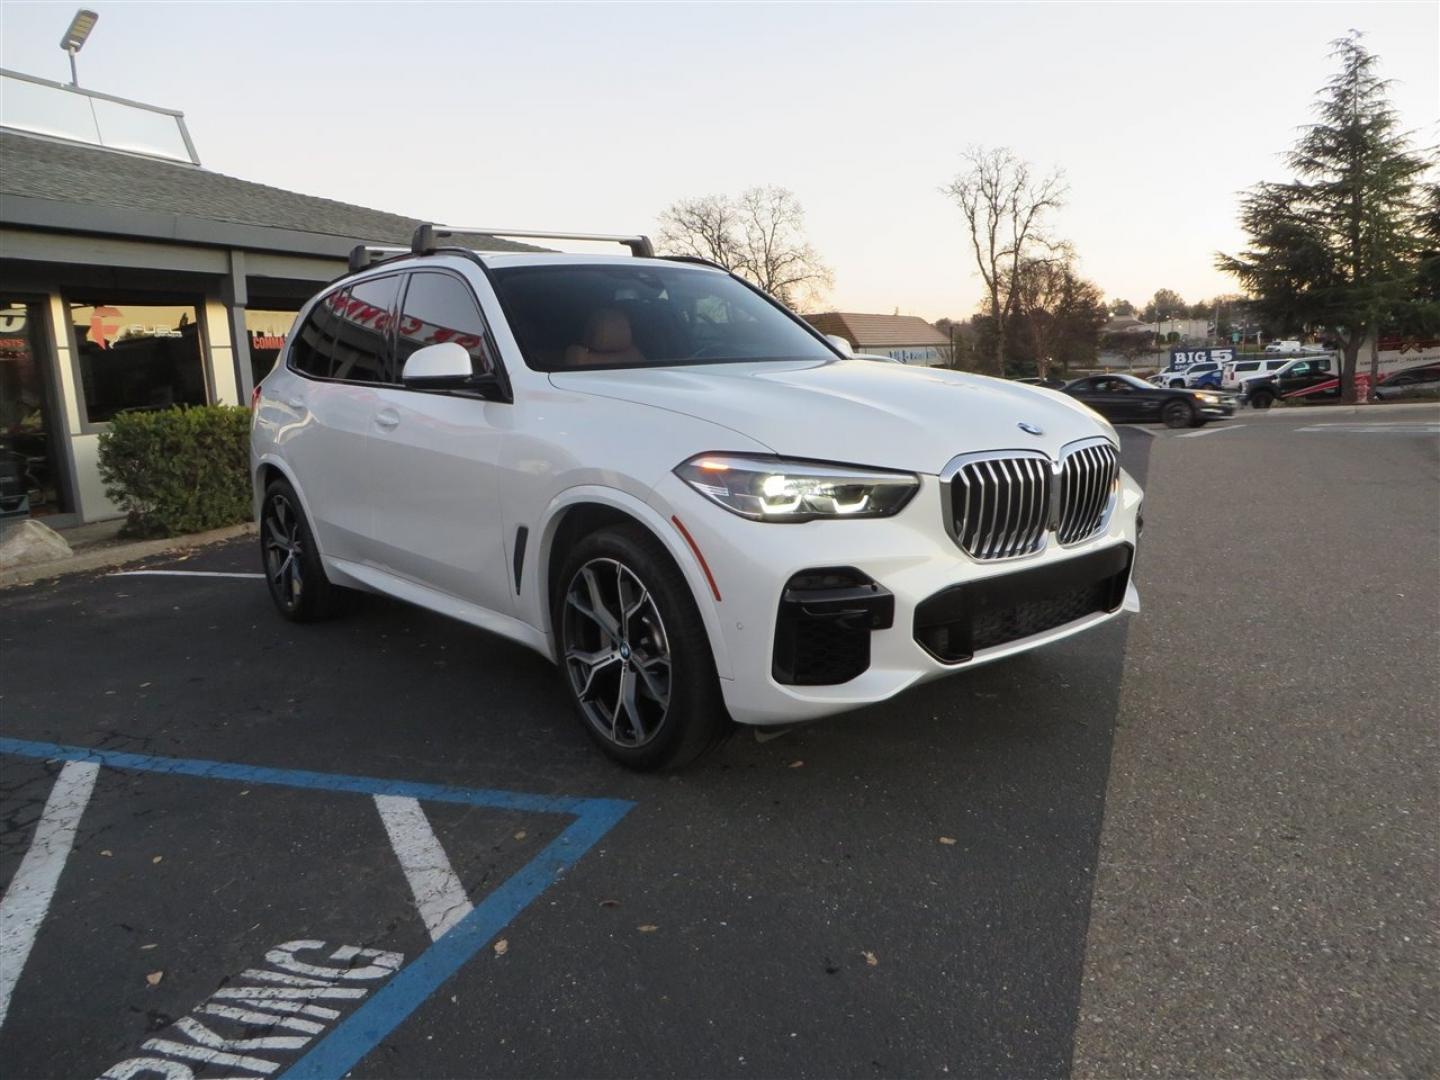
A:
[251,224,1144,769]
[1149,360,1221,389]
[1222,357,1289,391]
[1015,375,1067,389]
[1063,373,1235,428]
[1183,362,1223,388]
[1244,354,1337,408]
[1374,363,1440,399]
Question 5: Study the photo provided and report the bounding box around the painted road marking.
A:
[1295,422,1440,434]
[110,570,266,579]
[0,759,99,1030]
[374,794,475,941]
[1176,424,1248,438]
[99,941,405,1078]
[0,737,633,1080]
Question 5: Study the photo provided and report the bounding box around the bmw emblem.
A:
[1018,422,1044,436]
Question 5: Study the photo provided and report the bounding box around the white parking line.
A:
[0,760,100,1029]
[1176,424,1248,439]
[110,570,265,579]
[1295,423,1440,434]
[373,795,474,942]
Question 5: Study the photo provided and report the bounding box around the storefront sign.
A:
[1168,347,1233,368]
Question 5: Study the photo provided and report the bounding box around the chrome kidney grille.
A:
[1056,441,1119,545]
[949,454,1053,560]
[944,440,1118,560]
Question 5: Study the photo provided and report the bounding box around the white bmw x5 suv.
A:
[251,226,1143,768]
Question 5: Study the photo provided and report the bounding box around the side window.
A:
[289,288,346,378]
[1317,357,1332,372]
[395,272,496,379]
[329,275,399,384]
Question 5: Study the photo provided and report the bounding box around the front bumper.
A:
[650,469,1143,726]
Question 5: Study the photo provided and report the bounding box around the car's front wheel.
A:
[555,524,729,770]
[1249,390,1275,409]
[1162,400,1196,428]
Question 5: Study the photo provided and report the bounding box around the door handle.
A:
[375,408,401,431]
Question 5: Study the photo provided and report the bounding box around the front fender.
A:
[532,485,734,679]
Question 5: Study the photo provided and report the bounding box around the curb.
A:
[0,521,257,589]
[1249,402,1440,418]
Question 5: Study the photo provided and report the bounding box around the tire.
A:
[1169,379,1186,389]
[259,477,350,622]
[1162,400,1195,429]
[1249,390,1274,410]
[554,523,729,770]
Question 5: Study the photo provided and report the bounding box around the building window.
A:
[1,301,65,515]
[245,309,298,388]
[69,301,206,424]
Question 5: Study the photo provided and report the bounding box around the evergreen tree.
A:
[1217,33,1433,401]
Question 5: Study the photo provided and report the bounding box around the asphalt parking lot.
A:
[2,407,1436,1079]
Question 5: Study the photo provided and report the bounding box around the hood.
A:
[548,359,1113,474]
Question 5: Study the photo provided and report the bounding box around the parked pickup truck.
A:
[1244,354,1362,408]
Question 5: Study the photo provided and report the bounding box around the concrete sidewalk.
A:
[0,520,257,588]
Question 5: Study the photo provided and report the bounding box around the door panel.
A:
[272,289,376,561]
[367,271,512,616]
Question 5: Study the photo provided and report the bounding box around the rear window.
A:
[489,264,834,372]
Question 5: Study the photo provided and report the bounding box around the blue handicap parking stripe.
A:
[0,736,635,1080]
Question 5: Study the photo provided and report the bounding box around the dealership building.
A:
[0,68,526,525]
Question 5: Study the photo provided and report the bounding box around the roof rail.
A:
[410,224,655,259]
[659,254,729,272]
[348,244,410,273]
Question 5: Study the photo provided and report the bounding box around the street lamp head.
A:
[59,9,99,53]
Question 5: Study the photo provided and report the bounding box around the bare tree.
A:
[1009,257,1107,378]
[656,194,742,268]
[944,147,1067,374]
[657,186,833,310]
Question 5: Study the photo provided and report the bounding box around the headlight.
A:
[675,453,919,522]
[1194,392,1220,404]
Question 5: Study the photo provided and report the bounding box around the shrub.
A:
[98,405,253,538]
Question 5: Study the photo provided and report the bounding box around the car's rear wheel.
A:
[1250,390,1275,410]
[555,524,729,770]
[1162,400,1196,428]
[260,477,349,622]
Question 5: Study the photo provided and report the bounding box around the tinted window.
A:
[490,264,833,372]
[329,275,399,383]
[395,273,495,378]
[289,289,346,378]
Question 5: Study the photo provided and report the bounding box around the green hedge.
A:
[97,405,254,538]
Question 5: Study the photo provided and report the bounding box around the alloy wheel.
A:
[262,493,304,610]
[561,558,672,748]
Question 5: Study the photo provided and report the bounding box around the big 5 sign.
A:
[1169,347,1233,368]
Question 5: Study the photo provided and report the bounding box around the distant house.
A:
[805,312,951,365]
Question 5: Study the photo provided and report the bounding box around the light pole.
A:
[59,9,99,88]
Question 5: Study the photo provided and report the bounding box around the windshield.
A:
[489,263,836,372]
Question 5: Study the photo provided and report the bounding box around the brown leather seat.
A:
[563,308,647,368]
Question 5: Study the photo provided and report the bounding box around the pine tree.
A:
[1217,33,1433,402]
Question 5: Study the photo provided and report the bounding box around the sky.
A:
[2,1,1437,320]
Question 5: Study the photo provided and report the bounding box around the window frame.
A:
[285,273,404,387]
[62,292,212,433]
[392,268,511,402]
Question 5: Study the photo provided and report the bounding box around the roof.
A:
[0,129,537,255]
[804,312,949,348]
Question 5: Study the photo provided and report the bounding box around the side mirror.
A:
[402,341,474,386]
[825,334,854,357]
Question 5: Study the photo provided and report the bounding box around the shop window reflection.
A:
[70,301,207,424]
